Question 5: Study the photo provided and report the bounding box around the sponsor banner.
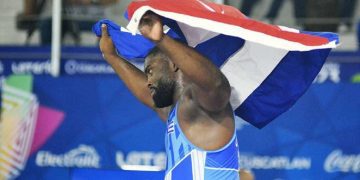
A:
[0,46,143,76]
[0,58,149,76]
[0,59,114,76]
[0,47,359,83]
[15,73,359,180]
[0,47,358,179]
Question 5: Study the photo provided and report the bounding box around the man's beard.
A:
[152,78,175,108]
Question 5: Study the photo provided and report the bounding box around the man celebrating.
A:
[99,12,239,180]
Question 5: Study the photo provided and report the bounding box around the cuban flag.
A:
[93,0,339,128]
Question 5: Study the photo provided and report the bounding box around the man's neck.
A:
[172,73,186,104]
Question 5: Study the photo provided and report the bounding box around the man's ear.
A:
[169,61,179,72]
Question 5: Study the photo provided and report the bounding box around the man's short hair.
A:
[146,46,169,62]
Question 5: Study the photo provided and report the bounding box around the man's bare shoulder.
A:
[176,88,235,150]
[178,87,234,123]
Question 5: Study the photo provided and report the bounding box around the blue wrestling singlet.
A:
[164,102,240,180]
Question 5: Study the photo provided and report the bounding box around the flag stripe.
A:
[236,48,331,128]
[221,41,288,109]
[195,34,245,68]
[127,1,336,48]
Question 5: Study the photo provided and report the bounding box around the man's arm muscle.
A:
[100,24,168,121]
[139,13,231,112]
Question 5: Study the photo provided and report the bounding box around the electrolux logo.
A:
[36,144,101,168]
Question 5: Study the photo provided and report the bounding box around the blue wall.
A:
[1,47,359,179]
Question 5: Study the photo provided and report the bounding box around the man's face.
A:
[145,57,176,108]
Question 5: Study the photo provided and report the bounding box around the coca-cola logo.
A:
[324,150,360,173]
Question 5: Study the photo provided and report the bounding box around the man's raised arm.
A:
[99,24,168,120]
[139,13,231,112]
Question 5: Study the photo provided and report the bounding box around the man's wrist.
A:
[155,33,166,45]
[103,52,118,60]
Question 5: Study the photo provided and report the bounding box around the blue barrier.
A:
[0,47,359,179]
[71,169,164,180]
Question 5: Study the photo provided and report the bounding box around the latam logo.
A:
[36,145,100,168]
[11,61,52,75]
[324,150,360,173]
[116,151,166,171]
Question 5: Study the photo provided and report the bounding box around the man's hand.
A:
[99,24,117,58]
[139,12,164,43]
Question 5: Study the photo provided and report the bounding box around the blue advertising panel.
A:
[0,47,359,179]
